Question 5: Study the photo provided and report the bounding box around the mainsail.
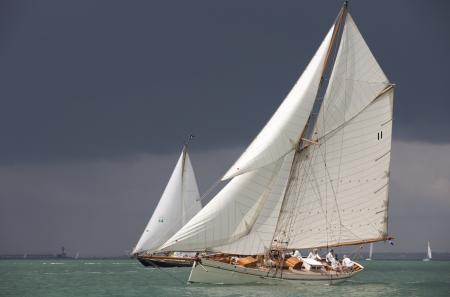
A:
[159,7,394,255]
[133,145,202,254]
[272,14,393,249]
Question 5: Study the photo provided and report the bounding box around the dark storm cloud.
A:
[0,0,449,165]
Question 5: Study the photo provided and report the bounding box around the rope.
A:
[196,178,223,202]
[146,260,188,286]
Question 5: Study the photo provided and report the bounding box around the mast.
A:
[272,1,350,251]
[272,1,394,250]
[320,0,349,81]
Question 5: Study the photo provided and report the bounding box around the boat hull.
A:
[137,256,194,267]
[189,259,363,285]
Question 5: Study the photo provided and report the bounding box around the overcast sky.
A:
[1,0,449,256]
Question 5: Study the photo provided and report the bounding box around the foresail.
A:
[213,151,295,255]
[133,148,201,254]
[181,151,202,226]
[273,13,394,249]
[158,151,295,253]
[222,25,335,180]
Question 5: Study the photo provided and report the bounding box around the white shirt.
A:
[308,252,322,261]
[342,257,354,268]
[325,252,335,263]
[293,250,302,258]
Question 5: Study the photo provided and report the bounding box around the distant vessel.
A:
[366,243,374,261]
[423,241,432,261]
[157,1,395,285]
[56,246,73,259]
[133,138,202,267]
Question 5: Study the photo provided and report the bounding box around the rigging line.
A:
[286,151,317,245]
[196,179,223,202]
[146,260,188,286]
[281,151,314,245]
[310,157,335,243]
[332,12,350,245]
[315,143,344,241]
[283,144,324,247]
[313,85,394,146]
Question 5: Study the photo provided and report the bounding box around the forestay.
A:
[133,147,202,254]
[273,13,394,249]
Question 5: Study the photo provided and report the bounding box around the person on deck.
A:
[342,255,354,270]
[325,249,335,263]
[307,249,322,261]
[293,250,302,259]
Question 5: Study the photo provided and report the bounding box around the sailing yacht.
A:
[366,243,373,261]
[157,1,395,284]
[423,241,432,262]
[133,141,202,267]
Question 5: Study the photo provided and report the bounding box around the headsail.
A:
[159,24,335,254]
[273,13,394,249]
[222,25,336,180]
[133,145,202,254]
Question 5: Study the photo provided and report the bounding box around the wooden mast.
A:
[320,0,349,80]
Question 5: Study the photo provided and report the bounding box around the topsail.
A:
[158,6,394,256]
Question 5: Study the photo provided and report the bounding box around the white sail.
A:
[159,11,394,256]
[314,14,390,138]
[159,25,335,254]
[273,13,394,249]
[369,243,373,259]
[427,241,432,259]
[222,25,335,180]
[159,151,294,253]
[133,146,202,254]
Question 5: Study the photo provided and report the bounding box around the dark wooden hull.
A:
[137,256,194,268]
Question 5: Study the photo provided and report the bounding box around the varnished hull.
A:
[137,256,194,267]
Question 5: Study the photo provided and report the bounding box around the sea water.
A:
[1,259,449,297]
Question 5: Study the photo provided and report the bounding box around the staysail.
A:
[158,25,335,253]
[133,145,202,254]
[222,25,336,180]
[158,6,394,255]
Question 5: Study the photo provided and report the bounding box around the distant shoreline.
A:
[1,252,450,261]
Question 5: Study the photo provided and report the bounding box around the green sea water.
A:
[0,259,449,297]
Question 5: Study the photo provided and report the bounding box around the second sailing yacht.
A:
[132,139,202,267]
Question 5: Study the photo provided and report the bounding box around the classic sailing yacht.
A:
[423,241,432,262]
[133,140,202,267]
[366,243,374,261]
[158,1,395,284]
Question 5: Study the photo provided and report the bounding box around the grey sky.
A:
[0,0,449,256]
